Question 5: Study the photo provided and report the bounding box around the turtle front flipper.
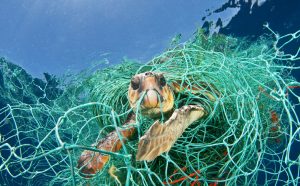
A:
[77,114,136,178]
[136,105,207,161]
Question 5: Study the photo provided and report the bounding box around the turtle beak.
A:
[139,73,164,109]
[142,89,163,108]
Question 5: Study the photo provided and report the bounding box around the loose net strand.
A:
[0,27,299,185]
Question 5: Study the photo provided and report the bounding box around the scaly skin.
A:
[77,72,212,178]
[77,114,136,177]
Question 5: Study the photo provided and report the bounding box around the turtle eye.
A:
[131,77,140,90]
[159,76,166,87]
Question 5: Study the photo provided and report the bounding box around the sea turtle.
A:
[77,71,219,178]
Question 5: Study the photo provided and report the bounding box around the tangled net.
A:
[0,27,299,186]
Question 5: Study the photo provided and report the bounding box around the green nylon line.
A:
[0,28,299,185]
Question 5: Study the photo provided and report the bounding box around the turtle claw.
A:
[136,105,206,161]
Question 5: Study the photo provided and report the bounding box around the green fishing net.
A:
[0,27,300,186]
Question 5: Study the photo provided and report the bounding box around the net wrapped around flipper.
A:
[0,28,299,185]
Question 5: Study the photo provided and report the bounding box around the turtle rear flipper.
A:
[136,105,207,161]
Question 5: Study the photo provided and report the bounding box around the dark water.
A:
[0,0,299,185]
[215,1,300,184]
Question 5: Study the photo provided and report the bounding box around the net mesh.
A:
[0,27,300,185]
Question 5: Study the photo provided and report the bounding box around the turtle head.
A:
[128,72,174,118]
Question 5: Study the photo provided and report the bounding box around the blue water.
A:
[0,0,232,78]
[0,0,299,185]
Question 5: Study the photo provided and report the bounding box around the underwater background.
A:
[0,0,300,185]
